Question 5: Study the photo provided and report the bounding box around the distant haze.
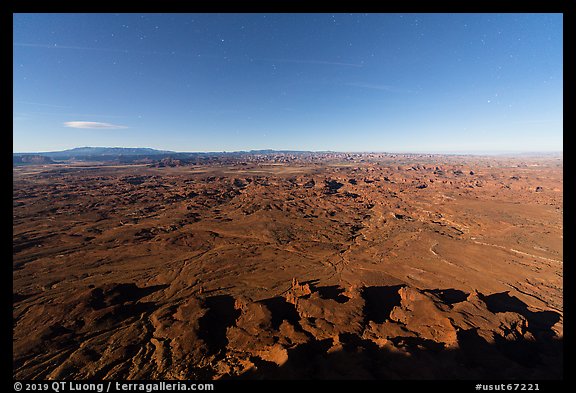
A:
[13,13,562,153]
[12,147,562,159]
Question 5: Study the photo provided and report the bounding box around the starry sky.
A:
[13,13,563,153]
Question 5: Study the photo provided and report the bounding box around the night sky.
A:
[13,13,563,153]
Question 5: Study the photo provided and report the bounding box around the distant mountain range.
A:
[14,147,560,166]
[12,146,321,165]
[13,147,175,164]
[23,147,175,158]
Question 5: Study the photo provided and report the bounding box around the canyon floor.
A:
[13,154,563,379]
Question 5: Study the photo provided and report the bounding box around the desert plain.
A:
[13,153,563,379]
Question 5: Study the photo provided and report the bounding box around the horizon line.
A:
[13,146,563,156]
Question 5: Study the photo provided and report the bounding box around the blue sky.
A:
[13,13,562,153]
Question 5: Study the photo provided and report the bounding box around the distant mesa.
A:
[13,154,55,165]
[12,147,319,166]
[13,147,176,165]
[44,146,175,158]
[152,158,185,168]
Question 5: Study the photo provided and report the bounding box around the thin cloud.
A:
[64,121,128,129]
[258,58,363,68]
[346,82,413,93]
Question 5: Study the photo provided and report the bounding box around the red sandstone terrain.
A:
[13,153,563,379]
